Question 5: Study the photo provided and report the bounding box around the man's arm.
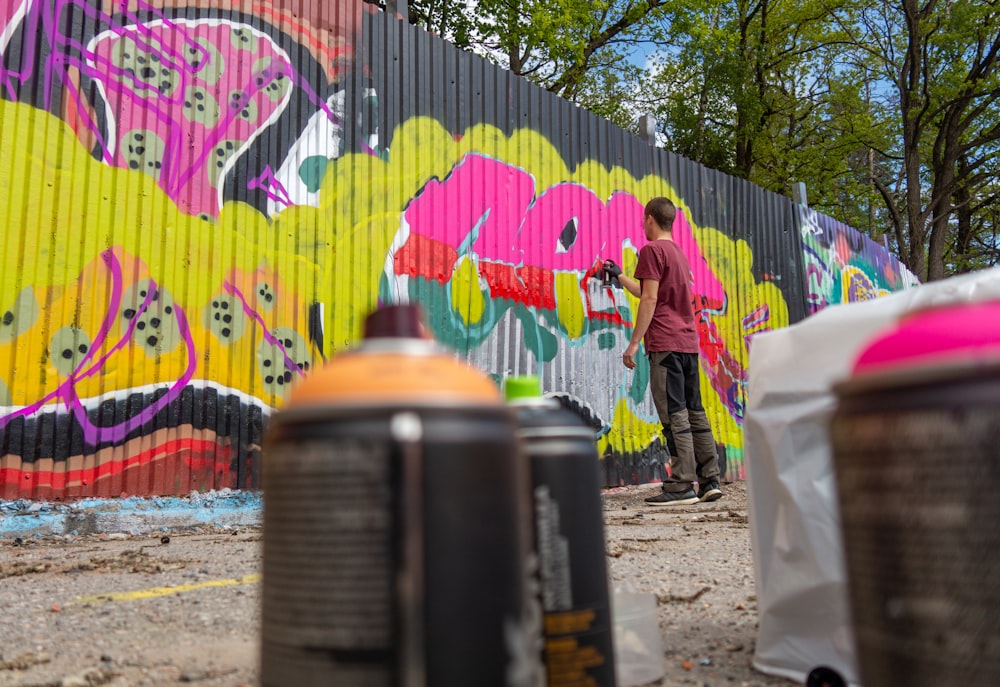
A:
[617,274,642,298]
[622,277,659,370]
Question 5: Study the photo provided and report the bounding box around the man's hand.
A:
[622,341,640,369]
[603,260,623,278]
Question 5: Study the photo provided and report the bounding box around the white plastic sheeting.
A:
[744,267,1000,685]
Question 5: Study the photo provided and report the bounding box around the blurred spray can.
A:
[830,300,1000,686]
[505,375,617,687]
[261,304,543,687]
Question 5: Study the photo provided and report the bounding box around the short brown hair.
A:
[644,197,676,230]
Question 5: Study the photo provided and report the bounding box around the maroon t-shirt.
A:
[633,239,699,353]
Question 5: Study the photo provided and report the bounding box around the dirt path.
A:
[0,482,794,687]
[602,481,793,686]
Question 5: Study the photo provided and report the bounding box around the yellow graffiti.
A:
[305,117,791,456]
[692,226,789,449]
[599,397,661,457]
[0,100,319,406]
[554,272,586,338]
[451,254,487,325]
[282,120,468,353]
[841,265,889,302]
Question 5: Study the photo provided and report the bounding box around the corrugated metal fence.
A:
[0,0,917,499]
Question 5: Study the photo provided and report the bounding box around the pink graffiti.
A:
[247,165,294,209]
[0,0,350,217]
[402,153,726,305]
[400,153,752,421]
[87,18,293,216]
[0,0,31,47]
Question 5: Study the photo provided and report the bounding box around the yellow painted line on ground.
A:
[73,573,261,606]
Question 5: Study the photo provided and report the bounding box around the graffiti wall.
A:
[799,206,919,313]
[0,0,916,500]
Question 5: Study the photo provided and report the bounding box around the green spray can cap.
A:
[503,375,544,402]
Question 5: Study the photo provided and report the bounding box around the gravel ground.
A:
[602,482,793,687]
[0,481,795,687]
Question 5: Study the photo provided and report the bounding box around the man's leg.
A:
[644,352,698,505]
[653,352,697,489]
[647,351,676,481]
[680,352,722,500]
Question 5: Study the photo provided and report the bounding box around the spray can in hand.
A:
[505,376,617,687]
[601,260,622,289]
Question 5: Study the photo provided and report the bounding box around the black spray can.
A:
[261,305,543,687]
[505,376,617,687]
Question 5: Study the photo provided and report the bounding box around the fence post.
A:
[387,0,408,18]
[791,181,808,207]
[638,114,657,146]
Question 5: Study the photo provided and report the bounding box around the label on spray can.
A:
[505,376,617,687]
[261,418,397,685]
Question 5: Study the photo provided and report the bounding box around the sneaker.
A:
[697,480,723,502]
[644,488,699,506]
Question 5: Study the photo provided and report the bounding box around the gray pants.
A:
[649,351,720,492]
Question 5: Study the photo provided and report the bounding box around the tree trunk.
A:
[899,0,928,280]
[952,157,973,273]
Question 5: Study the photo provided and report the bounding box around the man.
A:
[604,197,723,505]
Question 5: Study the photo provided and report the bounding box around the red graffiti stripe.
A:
[394,233,459,283]
[394,234,557,310]
[587,308,627,326]
[479,263,556,310]
[1,439,232,499]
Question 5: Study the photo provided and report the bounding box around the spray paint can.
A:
[830,300,1000,686]
[261,304,543,687]
[504,375,617,687]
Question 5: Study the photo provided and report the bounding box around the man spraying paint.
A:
[604,197,723,506]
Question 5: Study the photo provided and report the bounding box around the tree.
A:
[635,0,857,187]
[636,0,742,174]
[838,0,1000,281]
[643,0,1000,281]
[949,153,1000,272]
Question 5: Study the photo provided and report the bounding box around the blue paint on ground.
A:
[0,489,263,538]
